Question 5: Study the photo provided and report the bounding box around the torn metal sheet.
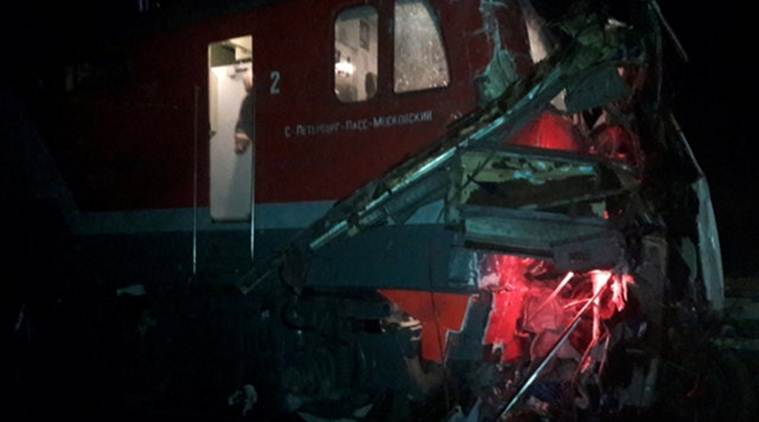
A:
[460,206,615,256]
[694,177,725,311]
[477,0,521,103]
[564,64,632,113]
[450,148,637,216]
[478,48,519,104]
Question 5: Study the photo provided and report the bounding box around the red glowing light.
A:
[380,254,635,366]
[482,256,635,364]
[510,112,583,152]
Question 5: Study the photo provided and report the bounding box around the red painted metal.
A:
[379,289,471,363]
[59,0,531,211]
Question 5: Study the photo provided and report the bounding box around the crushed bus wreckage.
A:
[233,1,730,420]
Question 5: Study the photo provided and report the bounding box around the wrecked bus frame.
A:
[234,1,732,420]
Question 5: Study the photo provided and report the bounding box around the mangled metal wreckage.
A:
[236,1,725,420]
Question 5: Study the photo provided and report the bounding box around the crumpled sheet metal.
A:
[313,18,637,249]
[229,2,728,421]
[238,23,641,293]
[694,177,725,312]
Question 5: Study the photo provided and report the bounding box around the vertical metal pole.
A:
[250,76,256,264]
[193,85,200,276]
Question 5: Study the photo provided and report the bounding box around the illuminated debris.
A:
[480,255,635,367]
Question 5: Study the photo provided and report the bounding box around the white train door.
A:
[208,36,255,258]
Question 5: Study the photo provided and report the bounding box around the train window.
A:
[334,6,378,103]
[394,0,449,93]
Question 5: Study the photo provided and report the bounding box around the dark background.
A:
[667,5,758,277]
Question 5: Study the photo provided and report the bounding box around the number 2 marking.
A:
[270,71,280,95]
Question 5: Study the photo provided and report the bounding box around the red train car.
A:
[63,0,527,219]
[48,0,733,419]
[56,0,542,281]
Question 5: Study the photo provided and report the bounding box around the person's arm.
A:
[234,131,253,154]
[234,94,255,154]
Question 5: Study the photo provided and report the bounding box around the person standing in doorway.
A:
[234,67,254,154]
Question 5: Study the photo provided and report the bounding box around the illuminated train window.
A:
[394,0,449,93]
[334,6,378,103]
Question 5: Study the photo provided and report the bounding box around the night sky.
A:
[2,0,757,276]
[666,4,758,276]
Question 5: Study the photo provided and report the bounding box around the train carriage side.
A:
[61,0,534,279]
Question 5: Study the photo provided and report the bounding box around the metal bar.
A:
[651,1,689,62]
[529,272,575,320]
[250,83,256,263]
[192,85,199,276]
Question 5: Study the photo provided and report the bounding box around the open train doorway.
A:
[208,35,255,254]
